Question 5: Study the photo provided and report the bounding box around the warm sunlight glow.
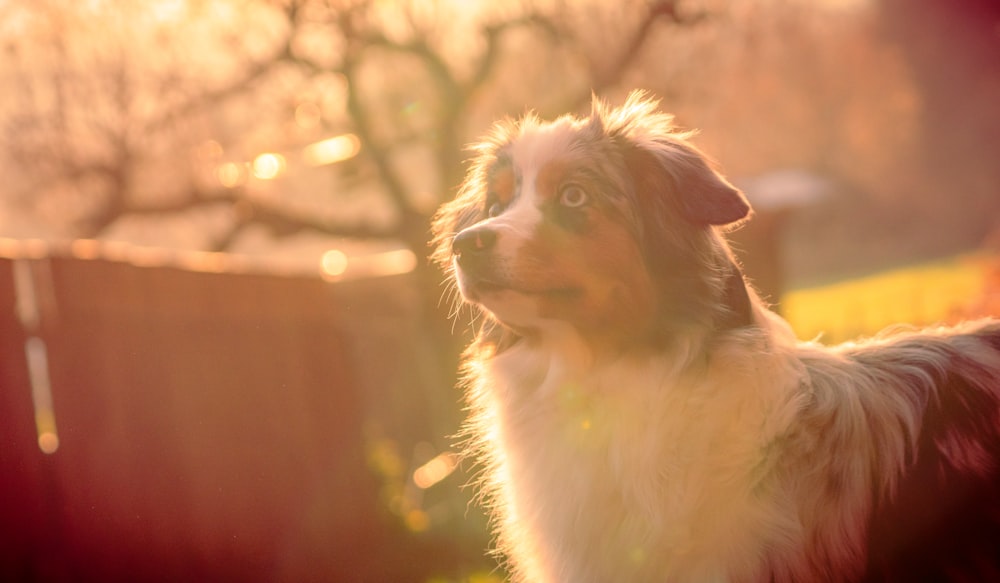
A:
[150,0,187,23]
[413,451,458,489]
[127,247,172,268]
[814,0,871,12]
[404,509,430,532]
[24,337,58,455]
[70,239,102,260]
[320,249,349,279]
[303,134,360,166]
[197,140,224,160]
[216,162,247,188]
[38,431,59,455]
[353,249,417,279]
[320,248,416,281]
[252,153,286,180]
[180,251,229,273]
[295,102,322,129]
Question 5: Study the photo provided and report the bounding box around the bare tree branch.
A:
[145,60,280,135]
[333,13,426,229]
[112,186,399,243]
[362,33,462,101]
[6,0,711,253]
[464,13,561,97]
[570,0,703,109]
[227,198,398,240]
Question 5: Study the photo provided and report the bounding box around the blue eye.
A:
[559,185,588,208]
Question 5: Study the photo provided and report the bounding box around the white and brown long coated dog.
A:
[431,92,1000,582]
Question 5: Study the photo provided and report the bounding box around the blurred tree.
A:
[0,0,705,246]
[0,1,281,239]
[878,0,1000,249]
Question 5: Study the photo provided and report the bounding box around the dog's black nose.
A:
[452,227,497,261]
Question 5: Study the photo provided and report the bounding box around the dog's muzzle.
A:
[452,226,497,277]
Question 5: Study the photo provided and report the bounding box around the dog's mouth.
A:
[466,276,581,300]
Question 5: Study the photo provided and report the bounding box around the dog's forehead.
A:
[506,119,583,181]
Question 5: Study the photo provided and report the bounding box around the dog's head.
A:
[433,92,753,353]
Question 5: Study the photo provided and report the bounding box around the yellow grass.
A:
[783,254,991,344]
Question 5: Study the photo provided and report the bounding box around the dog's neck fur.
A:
[471,303,1000,583]
[472,309,811,583]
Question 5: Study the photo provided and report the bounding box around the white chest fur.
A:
[474,333,809,583]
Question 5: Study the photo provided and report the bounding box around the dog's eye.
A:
[487,202,503,217]
[559,185,588,208]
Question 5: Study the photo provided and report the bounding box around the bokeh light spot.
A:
[38,431,59,455]
[413,451,458,489]
[197,140,224,160]
[216,162,246,188]
[404,509,430,532]
[252,153,286,180]
[303,134,360,166]
[320,249,348,279]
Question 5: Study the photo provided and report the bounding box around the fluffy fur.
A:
[431,92,1000,583]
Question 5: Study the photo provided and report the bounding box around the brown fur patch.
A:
[535,159,571,203]
[506,210,655,349]
[489,162,516,207]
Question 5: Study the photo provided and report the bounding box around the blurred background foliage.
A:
[3,0,997,276]
[1,0,998,580]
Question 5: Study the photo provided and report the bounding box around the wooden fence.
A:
[0,243,481,583]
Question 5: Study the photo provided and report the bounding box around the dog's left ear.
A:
[672,151,751,227]
[624,138,751,228]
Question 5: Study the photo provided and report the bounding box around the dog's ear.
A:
[593,90,749,227]
[620,136,756,331]
[671,150,751,227]
[624,139,751,228]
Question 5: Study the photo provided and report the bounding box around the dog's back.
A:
[803,320,1000,582]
